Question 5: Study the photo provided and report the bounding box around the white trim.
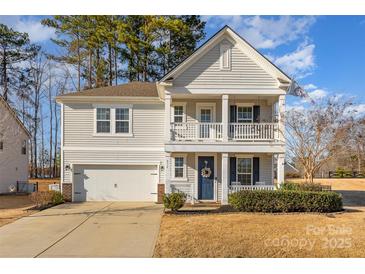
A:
[165,87,287,95]
[93,104,133,136]
[60,103,64,185]
[172,153,188,181]
[196,102,216,122]
[236,156,253,186]
[220,42,231,71]
[171,102,187,123]
[165,143,285,153]
[194,152,218,202]
[62,146,164,151]
[56,96,162,104]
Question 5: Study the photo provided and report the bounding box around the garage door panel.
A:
[73,165,158,202]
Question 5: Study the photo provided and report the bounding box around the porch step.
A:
[186,202,221,208]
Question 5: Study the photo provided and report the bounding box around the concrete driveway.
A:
[0,202,163,258]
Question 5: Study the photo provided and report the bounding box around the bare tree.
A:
[285,97,355,182]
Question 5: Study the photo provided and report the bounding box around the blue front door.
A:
[198,156,214,200]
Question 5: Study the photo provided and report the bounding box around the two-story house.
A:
[56,26,291,204]
[0,96,30,193]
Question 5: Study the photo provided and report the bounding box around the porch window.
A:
[173,155,186,179]
[237,106,253,123]
[237,158,252,185]
[174,105,184,123]
[115,107,129,133]
[96,108,111,133]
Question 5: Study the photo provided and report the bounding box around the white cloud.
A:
[303,83,317,90]
[204,15,316,49]
[307,89,328,100]
[0,16,54,43]
[346,104,365,118]
[271,42,315,79]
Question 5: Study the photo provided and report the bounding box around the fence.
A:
[328,171,365,178]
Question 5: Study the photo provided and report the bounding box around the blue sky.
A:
[0,15,364,113]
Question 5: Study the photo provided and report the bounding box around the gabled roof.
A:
[57,82,158,98]
[159,25,292,86]
[0,96,31,138]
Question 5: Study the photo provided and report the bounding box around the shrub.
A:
[281,181,324,192]
[30,191,64,209]
[51,191,64,205]
[163,192,187,212]
[228,190,342,213]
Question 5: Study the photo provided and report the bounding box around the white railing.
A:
[170,122,223,141]
[229,123,278,141]
[229,185,275,193]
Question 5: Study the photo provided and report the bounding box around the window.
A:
[21,140,26,155]
[237,158,252,185]
[0,141,3,151]
[237,106,253,123]
[173,155,186,179]
[220,43,231,70]
[115,108,129,133]
[174,105,184,123]
[96,108,111,133]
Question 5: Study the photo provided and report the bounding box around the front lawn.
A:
[153,210,365,257]
[0,194,37,227]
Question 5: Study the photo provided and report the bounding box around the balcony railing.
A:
[170,122,223,141]
[229,123,278,141]
[229,185,275,193]
[170,122,279,142]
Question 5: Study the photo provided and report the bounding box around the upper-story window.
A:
[115,108,129,133]
[96,108,111,133]
[94,105,133,135]
[237,106,253,123]
[220,43,231,70]
[173,105,185,123]
[21,140,26,155]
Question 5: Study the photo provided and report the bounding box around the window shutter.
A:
[253,157,260,184]
[230,105,237,123]
[253,105,260,122]
[230,157,236,184]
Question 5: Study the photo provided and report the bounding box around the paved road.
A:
[0,202,163,258]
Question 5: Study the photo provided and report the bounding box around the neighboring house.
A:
[0,96,30,193]
[56,26,290,203]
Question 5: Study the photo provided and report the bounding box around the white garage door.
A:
[73,165,158,202]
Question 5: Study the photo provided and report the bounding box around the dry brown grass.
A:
[154,178,365,258]
[0,195,37,227]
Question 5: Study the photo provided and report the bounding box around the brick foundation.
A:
[157,184,165,204]
[62,183,72,202]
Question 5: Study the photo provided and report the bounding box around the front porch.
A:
[165,152,284,204]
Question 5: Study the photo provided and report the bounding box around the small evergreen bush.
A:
[163,192,186,212]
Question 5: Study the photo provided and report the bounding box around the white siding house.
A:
[0,96,30,193]
[57,26,290,203]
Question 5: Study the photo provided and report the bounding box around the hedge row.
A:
[281,181,324,192]
[228,190,342,213]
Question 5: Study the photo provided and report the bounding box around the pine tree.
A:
[0,24,39,101]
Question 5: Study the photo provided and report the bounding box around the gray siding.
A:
[63,102,164,147]
[173,38,277,89]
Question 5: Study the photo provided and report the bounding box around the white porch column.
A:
[277,154,285,187]
[222,94,229,142]
[221,153,229,204]
[278,94,285,142]
[164,93,171,142]
[165,152,171,194]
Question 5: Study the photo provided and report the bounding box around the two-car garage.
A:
[72,164,159,202]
